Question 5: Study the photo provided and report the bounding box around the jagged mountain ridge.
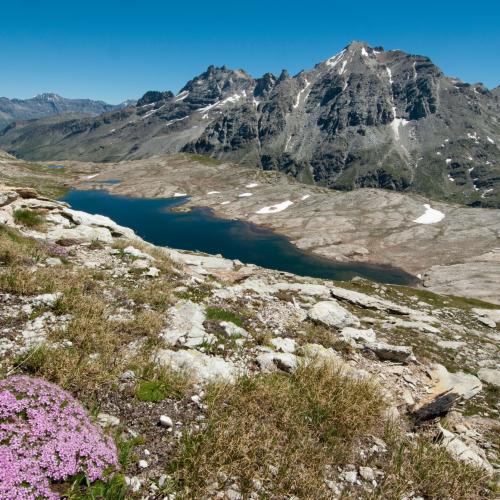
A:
[1,41,499,207]
[0,93,133,130]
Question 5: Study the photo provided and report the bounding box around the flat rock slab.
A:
[477,368,500,388]
[364,341,413,363]
[272,282,332,299]
[438,426,493,473]
[471,308,500,328]
[155,349,239,382]
[62,208,136,238]
[329,286,411,315]
[47,225,114,244]
[427,364,483,400]
[161,300,215,347]
[177,252,234,270]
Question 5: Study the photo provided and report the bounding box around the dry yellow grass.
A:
[169,364,492,499]
[13,283,166,399]
[368,423,491,499]
[0,225,48,266]
[171,364,385,498]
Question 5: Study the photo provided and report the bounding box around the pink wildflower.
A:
[0,376,118,499]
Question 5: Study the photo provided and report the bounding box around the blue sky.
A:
[1,0,499,103]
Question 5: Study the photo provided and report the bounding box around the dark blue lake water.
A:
[62,189,416,285]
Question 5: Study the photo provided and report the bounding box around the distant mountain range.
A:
[0,93,133,130]
[1,41,498,207]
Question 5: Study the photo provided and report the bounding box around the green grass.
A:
[205,306,244,327]
[135,380,169,402]
[13,208,45,228]
[135,369,189,402]
[65,473,127,500]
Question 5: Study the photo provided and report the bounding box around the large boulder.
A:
[427,364,483,400]
[329,286,411,315]
[62,208,136,239]
[308,300,360,329]
[47,225,114,243]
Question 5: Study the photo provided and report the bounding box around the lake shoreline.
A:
[61,188,418,286]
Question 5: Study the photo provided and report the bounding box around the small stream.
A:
[62,189,416,285]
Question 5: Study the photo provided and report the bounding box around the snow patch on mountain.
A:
[413,204,445,224]
[256,201,294,214]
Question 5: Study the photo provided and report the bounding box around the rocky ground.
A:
[0,183,499,498]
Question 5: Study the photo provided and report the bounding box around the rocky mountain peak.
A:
[179,65,255,108]
[1,43,498,208]
[254,72,277,97]
[34,93,62,102]
[278,69,290,82]
[136,90,174,107]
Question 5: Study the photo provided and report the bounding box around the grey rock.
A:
[359,466,375,481]
[45,257,62,267]
[220,321,249,338]
[144,266,160,277]
[340,327,376,343]
[437,340,466,350]
[427,364,483,400]
[438,426,493,473]
[270,337,297,353]
[122,245,153,259]
[471,308,500,328]
[256,352,298,373]
[340,470,357,484]
[298,343,343,366]
[0,190,18,207]
[63,209,136,239]
[97,412,120,428]
[155,348,240,382]
[159,415,173,428]
[272,282,332,299]
[364,341,413,363]
[477,368,500,388]
[329,286,412,315]
[161,300,215,347]
[130,259,150,269]
[47,224,113,244]
[308,300,360,329]
[31,293,62,307]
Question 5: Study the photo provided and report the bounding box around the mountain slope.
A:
[0,93,132,130]
[1,42,498,207]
